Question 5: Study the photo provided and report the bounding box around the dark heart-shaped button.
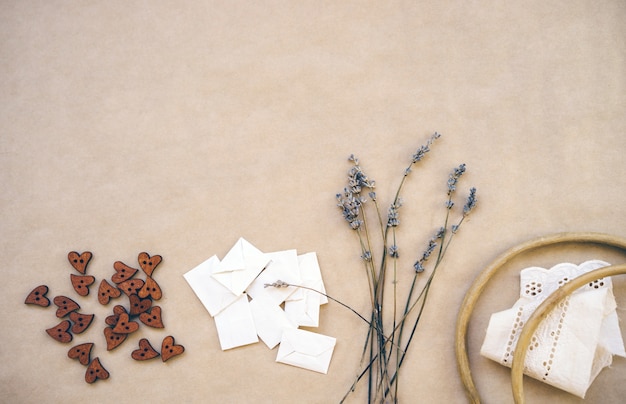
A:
[161,335,184,362]
[85,357,109,383]
[118,278,145,296]
[68,251,92,274]
[103,327,127,351]
[112,312,139,334]
[111,261,138,284]
[139,306,164,328]
[131,338,160,361]
[138,276,162,300]
[138,252,162,277]
[69,312,94,334]
[68,342,93,366]
[105,305,127,326]
[128,294,152,316]
[53,295,80,318]
[97,279,121,305]
[25,285,50,307]
[46,320,73,343]
[70,274,96,297]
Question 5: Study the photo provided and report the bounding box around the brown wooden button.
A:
[85,357,109,383]
[131,338,160,361]
[53,295,80,318]
[111,261,138,284]
[68,342,93,366]
[97,279,121,305]
[67,251,92,274]
[161,335,184,362]
[46,320,72,343]
[25,285,50,307]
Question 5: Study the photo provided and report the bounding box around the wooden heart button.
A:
[53,295,80,318]
[103,327,127,350]
[111,313,139,334]
[69,312,94,334]
[68,251,92,274]
[97,279,121,305]
[131,338,160,361]
[139,306,164,328]
[68,342,93,366]
[161,335,184,362]
[138,276,162,300]
[138,252,162,277]
[111,261,138,284]
[118,279,145,296]
[128,294,152,316]
[105,305,127,326]
[85,357,109,383]
[46,320,73,343]
[70,274,96,297]
[25,285,50,307]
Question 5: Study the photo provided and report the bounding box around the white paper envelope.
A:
[276,328,336,374]
[212,237,270,296]
[284,278,323,327]
[287,252,328,304]
[213,293,259,350]
[246,249,301,304]
[249,296,296,349]
[183,255,239,317]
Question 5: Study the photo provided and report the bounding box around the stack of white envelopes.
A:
[184,237,336,374]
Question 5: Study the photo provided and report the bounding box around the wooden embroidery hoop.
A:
[455,232,626,404]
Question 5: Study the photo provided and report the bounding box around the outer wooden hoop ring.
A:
[454,232,626,403]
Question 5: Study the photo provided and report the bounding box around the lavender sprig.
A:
[334,133,477,404]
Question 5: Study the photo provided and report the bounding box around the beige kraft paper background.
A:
[1,1,626,403]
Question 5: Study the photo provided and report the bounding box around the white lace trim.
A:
[480,260,625,398]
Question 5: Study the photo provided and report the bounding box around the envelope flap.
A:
[287,329,334,356]
[214,238,247,273]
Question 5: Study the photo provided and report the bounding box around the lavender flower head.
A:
[411,132,441,163]
[413,231,441,273]
[387,199,403,227]
[463,187,477,216]
[447,163,466,195]
[389,244,399,258]
[336,188,365,230]
[337,155,375,230]
[347,155,375,194]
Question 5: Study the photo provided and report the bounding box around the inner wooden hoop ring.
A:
[454,232,626,404]
[511,263,626,403]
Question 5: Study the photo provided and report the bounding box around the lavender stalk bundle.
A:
[335,133,478,403]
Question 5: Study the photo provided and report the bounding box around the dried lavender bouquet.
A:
[334,132,477,403]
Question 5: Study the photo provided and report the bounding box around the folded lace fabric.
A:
[480,260,625,398]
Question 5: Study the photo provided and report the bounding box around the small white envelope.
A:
[284,278,323,327]
[183,255,239,317]
[276,328,336,374]
[212,237,270,296]
[298,252,328,304]
[213,293,259,350]
[246,249,301,304]
[249,296,296,349]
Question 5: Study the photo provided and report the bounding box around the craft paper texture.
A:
[481,261,626,398]
[213,293,259,350]
[4,1,626,403]
[276,328,336,374]
[246,249,301,304]
[183,255,239,317]
[212,237,270,296]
